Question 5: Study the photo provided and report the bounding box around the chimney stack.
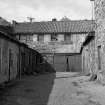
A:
[52,18,57,22]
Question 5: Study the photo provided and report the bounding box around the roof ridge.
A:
[14,20,94,34]
[13,19,94,24]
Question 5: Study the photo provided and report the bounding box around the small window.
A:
[38,34,44,42]
[33,34,37,42]
[26,35,33,41]
[98,46,101,70]
[26,35,30,41]
[16,35,19,40]
[64,34,72,42]
[30,35,33,41]
[51,34,58,41]
[20,35,26,43]
[20,35,26,40]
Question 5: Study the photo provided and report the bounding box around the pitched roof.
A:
[0,17,14,35]
[13,20,95,34]
[0,17,11,26]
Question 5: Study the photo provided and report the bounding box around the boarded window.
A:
[38,34,44,42]
[98,46,101,70]
[51,34,58,41]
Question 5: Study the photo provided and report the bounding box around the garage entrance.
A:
[43,53,82,72]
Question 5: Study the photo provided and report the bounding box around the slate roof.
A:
[13,20,95,34]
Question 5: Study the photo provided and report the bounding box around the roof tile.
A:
[13,20,95,34]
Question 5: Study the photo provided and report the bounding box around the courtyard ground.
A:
[0,72,105,105]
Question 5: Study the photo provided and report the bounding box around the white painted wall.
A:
[33,34,38,42]
[58,34,64,41]
[44,34,51,42]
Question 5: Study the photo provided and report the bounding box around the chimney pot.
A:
[52,18,57,21]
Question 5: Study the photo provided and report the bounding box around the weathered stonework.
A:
[95,0,105,76]
[17,33,86,53]
[82,0,105,80]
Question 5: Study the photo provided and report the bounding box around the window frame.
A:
[37,34,44,42]
[51,33,58,41]
[64,33,72,42]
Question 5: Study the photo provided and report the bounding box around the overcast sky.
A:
[0,0,92,22]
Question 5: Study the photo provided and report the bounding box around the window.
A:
[26,35,33,41]
[20,35,26,43]
[38,34,44,42]
[16,35,19,40]
[33,34,37,42]
[64,34,72,42]
[26,35,30,41]
[51,34,58,41]
[30,35,33,41]
[98,46,101,70]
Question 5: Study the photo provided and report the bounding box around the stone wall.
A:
[16,33,87,53]
[95,0,105,76]
[33,34,86,53]
[82,0,105,80]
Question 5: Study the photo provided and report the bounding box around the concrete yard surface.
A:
[0,72,105,105]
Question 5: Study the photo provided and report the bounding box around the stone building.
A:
[94,0,105,78]
[13,18,93,54]
[12,18,94,72]
[82,0,105,80]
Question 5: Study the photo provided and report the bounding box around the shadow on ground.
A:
[0,63,56,105]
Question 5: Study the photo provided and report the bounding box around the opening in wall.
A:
[51,34,58,41]
[38,34,44,42]
[98,46,101,70]
[64,33,72,44]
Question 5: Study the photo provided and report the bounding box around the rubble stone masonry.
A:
[95,0,105,76]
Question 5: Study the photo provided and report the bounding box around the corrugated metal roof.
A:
[13,20,95,34]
